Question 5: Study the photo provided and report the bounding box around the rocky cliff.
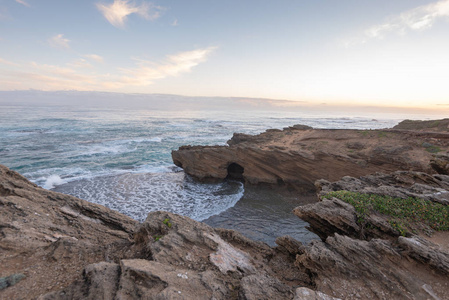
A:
[293,171,449,299]
[3,119,449,299]
[2,163,448,299]
[0,164,138,299]
[0,164,337,299]
[172,125,449,191]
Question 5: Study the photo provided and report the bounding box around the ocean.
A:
[0,103,414,245]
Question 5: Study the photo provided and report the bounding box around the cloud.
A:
[119,47,217,85]
[84,54,104,63]
[67,59,92,69]
[0,57,20,67]
[96,0,164,28]
[171,18,178,26]
[0,47,216,90]
[365,0,449,39]
[48,34,70,49]
[15,0,30,7]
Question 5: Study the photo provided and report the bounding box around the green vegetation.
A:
[422,142,442,153]
[360,130,369,137]
[377,131,388,138]
[153,218,173,242]
[323,191,449,236]
[431,120,441,127]
[425,145,442,153]
[163,218,172,228]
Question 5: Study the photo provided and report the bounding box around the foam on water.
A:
[53,172,244,222]
[44,174,67,189]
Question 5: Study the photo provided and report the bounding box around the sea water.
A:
[0,104,407,245]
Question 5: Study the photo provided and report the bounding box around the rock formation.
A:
[293,171,449,299]
[3,119,449,299]
[2,161,449,299]
[393,118,449,132]
[0,164,331,299]
[40,211,314,300]
[0,164,138,299]
[172,126,449,191]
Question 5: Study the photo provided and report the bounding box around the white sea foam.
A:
[44,175,67,189]
[147,137,162,143]
[132,164,178,174]
[53,172,244,222]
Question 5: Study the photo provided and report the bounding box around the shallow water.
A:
[204,187,319,246]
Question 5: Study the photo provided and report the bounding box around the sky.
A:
[0,0,449,110]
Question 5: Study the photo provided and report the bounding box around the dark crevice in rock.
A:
[226,163,244,181]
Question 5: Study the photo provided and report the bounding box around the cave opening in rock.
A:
[226,163,244,181]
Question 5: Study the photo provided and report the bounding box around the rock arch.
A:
[226,163,244,181]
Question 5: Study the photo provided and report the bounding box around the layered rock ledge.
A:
[172,123,449,191]
[293,171,449,299]
[2,163,449,299]
[2,119,449,299]
[0,164,331,299]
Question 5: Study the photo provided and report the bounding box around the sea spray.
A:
[43,175,67,189]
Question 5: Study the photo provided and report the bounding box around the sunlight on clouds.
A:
[48,34,70,49]
[0,62,99,90]
[0,57,20,67]
[119,47,217,85]
[0,47,216,91]
[366,0,449,39]
[67,59,92,69]
[96,0,163,28]
[15,0,30,7]
[84,54,104,63]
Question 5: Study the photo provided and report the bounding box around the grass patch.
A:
[426,145,442,153]
[323,191,449,236]
[163,218,172,228]
[360,130,369,137]
[422,142,442,153]
[377,131,388,138]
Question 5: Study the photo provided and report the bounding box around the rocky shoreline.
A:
[172,120,449,191]
[1,119,449,299]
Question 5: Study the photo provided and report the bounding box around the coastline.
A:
[1,119,449,299]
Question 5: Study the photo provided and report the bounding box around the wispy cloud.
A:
[96,0,164,28]
[84,54,104,63]
[366,0,449,39]
[67,59,92,69]
[119,47,217,85]
[48,34,70,49]
[0,47,216,90]
[0,57,20,67]
[15,0,30,7]
[171,18,178,26]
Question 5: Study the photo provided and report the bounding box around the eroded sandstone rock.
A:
[316,171,449,205]
[0,164,138,299]
[172,126,449,191]
[295,234,449,299]
[41,211,309,300]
